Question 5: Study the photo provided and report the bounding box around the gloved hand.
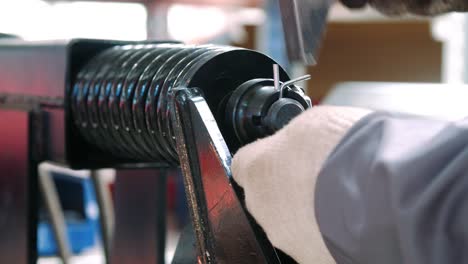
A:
[340,0,468,15]
[232,106,372,263]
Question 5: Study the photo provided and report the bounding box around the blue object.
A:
[38,171,100,255]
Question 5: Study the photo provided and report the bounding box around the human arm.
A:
[340,0,468,15]
[316,112,468,264]
[232,106,468,263]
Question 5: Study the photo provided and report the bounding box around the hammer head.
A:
[279,0,333,66]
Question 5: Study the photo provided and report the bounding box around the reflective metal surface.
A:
[91,170,115,264]
[279,0,332,65]
[71,43,292,164]
[172,88,283,263]
[225,78,311,147]
[111,169,168,264]
[0,40,311,264]
[0,109,38,264]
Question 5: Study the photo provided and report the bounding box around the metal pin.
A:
[279,74,311,99]
[273,64,280,92]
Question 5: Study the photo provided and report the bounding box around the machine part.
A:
[273,64,281,91]
[225,78,311,147]
[86,47,130,158]
[263,98,305,131]
[72,48,123,156]
[155,45,231,161]
[71,43,300,163]
[279,0,332,65]
[0,39,310,263]
[111,169,168,264]
[38,164,71,264]
[266,67,312,134]
[279,74,311,99]
[132,46,185,163]
[90,170,114,264]
[120,46,178,160]
[106,46,154,161]
[0,108,42,264]
[171,87,284,263]
[146,45,200,163]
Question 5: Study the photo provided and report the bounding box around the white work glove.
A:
[231,106,372,263]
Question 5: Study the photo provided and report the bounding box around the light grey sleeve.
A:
[315,112,468,264]
[369,0,468,15]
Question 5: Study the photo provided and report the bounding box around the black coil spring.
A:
[71,43,286,165]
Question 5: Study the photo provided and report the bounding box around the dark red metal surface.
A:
[0,39,146,167]
[0,109,37,264]
[111,169,169,264]
[0,41,67,98]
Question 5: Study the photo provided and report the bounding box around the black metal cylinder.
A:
[71,43,292,164]
[225,79,311,148]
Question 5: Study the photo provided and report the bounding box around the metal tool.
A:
[279,0,333,65]
[279,74,312,99]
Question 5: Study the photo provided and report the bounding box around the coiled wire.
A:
[71,43,285,164]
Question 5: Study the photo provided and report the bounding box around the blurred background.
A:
[1,0,468,263]
[2,0,468,100]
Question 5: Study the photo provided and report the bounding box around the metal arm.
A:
[279,0,333,65]
[171,87,285,263]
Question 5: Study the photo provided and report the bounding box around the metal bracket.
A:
[0,108,41,264]
[171,87,286,263]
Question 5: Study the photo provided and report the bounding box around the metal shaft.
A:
[279,0,332,65]
[91,170,115,264]
[38,164,71,264]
